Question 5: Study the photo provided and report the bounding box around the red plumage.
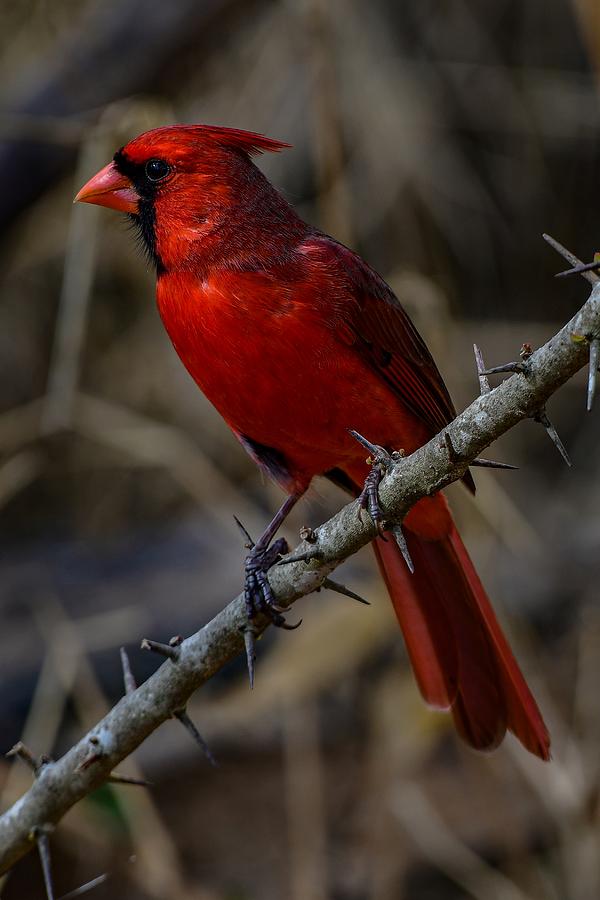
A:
[76,125,550,760]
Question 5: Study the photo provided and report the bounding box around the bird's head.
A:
[75,124,294,272]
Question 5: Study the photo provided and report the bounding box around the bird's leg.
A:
[350,430,396,536]
[240,494,302,682]
[350,430,414,571]
[236,494,302,685]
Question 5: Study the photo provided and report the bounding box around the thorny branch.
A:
[1,243,600,876]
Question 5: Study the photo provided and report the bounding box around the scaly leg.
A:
[350,429,414,573]
[236,493,302,686]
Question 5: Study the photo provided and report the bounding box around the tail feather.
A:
[448,529,550,759]
[374,523,550,760]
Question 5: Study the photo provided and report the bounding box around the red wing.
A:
[305,235,458,436]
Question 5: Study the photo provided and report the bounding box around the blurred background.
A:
[1,0,600,897]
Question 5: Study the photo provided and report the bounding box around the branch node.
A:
[520,342,533,361]
[119,646,137,695]
[481,343,532,377]
[299,525,318,543]
[322,577,370,605]
[76,751,103,772]
[443,431,461,463]
[140,638,181,662]
[173,709,217,767]
[76,728,114,772]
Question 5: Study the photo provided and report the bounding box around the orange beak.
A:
[74,161,139,214]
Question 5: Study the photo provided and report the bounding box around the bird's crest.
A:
[195,126,292,157]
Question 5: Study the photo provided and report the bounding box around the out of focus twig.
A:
[392,782,533,900]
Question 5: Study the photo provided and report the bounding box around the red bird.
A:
[76,125,550,760]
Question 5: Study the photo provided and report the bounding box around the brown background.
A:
[1,1,599,898]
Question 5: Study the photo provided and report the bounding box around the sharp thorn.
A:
[243,628,256,689]
[57,874,109,899]
[6,741,40,773]
[555,260,600,278]
[34,828,55,900]
[277,548,323,566]
[174,709,217,767]
[233,515,254,548]
[471,457,518,470]
[534,409,572,466]
[542,233,583,266]
[481,362,524,375]
[473,343,491,395]
[140,638,180,662]
[323,578,370,605]
[119,647,136,695]
[542,234,599,284]
[348,429,380,457]
[108,772,153,787]
[391,525,415,574]
[299,525,318,543]
[587,338,599,411]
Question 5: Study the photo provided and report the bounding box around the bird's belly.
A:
[156,275,430,489]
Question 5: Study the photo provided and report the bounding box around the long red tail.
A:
[374,516,550,760]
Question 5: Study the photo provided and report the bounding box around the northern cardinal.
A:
[76,125,550,759]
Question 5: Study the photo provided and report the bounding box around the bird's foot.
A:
[234,497,303,687]
[350,429,398,536]
[350,430,414,572]
[243,536,298,628]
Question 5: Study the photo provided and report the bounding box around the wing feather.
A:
[304,235,457,433]
[303,235,475,492]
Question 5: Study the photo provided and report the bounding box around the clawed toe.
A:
[350,430,394,535]
[350,429,414,572]
[238,520,302,685]
[244,535,290,620]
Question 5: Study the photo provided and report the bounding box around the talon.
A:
[280,618,302,631]
[355,433,394,536]
[239,494,303,670]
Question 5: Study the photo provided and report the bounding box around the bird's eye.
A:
[145,158,170,182]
